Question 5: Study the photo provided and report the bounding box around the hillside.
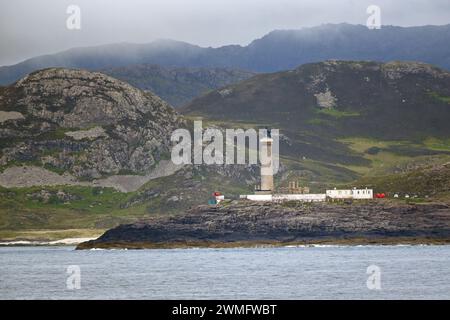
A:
[1,24,450,85]
[184,61,450,138]
[183,60,450,186]
[102,64,255,107]
[353,162,450,201]
[0,68,257,237]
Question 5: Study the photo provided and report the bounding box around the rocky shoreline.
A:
[76,201,450,249]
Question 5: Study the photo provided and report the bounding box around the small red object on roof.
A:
[213,191,221,196]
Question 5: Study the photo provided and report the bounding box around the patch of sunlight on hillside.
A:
[336,137,450,177]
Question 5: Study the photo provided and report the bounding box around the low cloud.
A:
[0,0,449,66]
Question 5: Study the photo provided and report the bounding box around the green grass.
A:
[307,118,332,126]
[429,92,450,104]
[36,127,73,141]
[315,108,360,119]
[422,137,450,151]
[336,137,450,176]
[0,185,150,232]
[43,163,66,175]
[336,137,410,175]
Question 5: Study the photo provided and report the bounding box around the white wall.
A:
[326,189,373,199]
[273,194,326,202]
[245,194,273,201]
[241,189,373,202]
[352,189,373,199]
[326,189,353,199]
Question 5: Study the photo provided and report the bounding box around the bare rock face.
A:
[77,201,450,249]
[0,111,24,123]
[0,68,185,181]
[14,68,169,128]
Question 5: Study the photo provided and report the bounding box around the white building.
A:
[240,188,372,203]
[273,194,326,202]
[352,188,373,199]
[326,188,373,200]
[241,194,273,201]
[240,193,326,202]
[326,189,353,199]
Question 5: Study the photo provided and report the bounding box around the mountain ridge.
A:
[1,23,450,85]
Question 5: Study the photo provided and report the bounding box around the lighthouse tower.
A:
[259,129,274,193]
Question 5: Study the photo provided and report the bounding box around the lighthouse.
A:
[259,129,274,193]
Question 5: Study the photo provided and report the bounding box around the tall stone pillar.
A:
[260,136,274,192]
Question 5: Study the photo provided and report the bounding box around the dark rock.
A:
[77,201,450,249]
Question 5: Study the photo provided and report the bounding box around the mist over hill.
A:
[1,24,450,85]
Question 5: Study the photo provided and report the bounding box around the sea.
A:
[1,245,449,299]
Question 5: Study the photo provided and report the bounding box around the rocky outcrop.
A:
[0,161,183,192]
[0,68,186,183]
[64,126,107,140]
[0,166,87,188]
[77,201,450,249]
[0,111,24,123]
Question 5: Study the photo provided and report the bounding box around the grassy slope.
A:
[337,137,450,175]
[0,166,252,241]
[0,186,146,234]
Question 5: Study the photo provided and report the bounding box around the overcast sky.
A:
[1,0,449,66]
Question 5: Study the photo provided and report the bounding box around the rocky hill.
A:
[184,60,450,139]
[77,201,450,249]
[183,60,450,185]
[102,64,255,107]
[0,68,185,187]
[1,24,450,85]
